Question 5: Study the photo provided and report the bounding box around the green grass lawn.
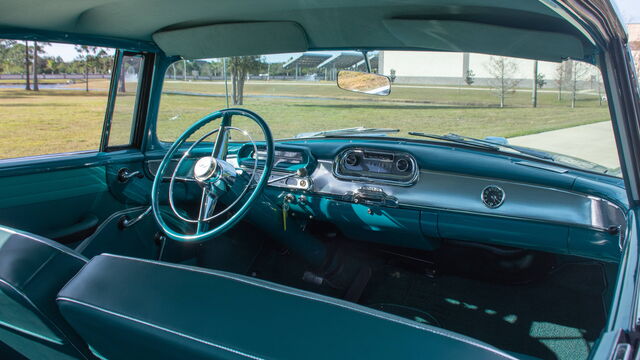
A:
[0,79,611,159]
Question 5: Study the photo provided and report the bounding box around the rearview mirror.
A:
[337,71,391,96]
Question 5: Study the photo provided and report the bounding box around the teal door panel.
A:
[0,166,123,239]
[0,149,153,241]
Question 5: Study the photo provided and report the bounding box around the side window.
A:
[106,53,146,148]
[0,40,115,160]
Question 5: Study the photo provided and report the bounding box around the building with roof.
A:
[378,51,569,88]
[283,52,378,80]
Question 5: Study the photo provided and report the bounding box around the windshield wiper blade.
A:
[296,127,400,138]
[409,132,555,161]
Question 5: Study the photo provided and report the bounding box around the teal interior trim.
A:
[153,21,309,59]
[0,149,144,178]
[383,19,587,62]
[0,26,159,52]
[0,167,107,209]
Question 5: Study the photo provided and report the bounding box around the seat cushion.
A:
[57,254,517,360]
[0,225,90,359]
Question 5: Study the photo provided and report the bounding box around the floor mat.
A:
[361,262,609,360]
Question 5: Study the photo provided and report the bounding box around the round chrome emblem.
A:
[194,157,217,181]
[481,185,505,209]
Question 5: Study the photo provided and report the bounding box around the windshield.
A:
[157,50,619,176]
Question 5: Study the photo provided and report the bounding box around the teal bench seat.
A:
[57,254,519,360]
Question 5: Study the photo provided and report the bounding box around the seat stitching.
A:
[99,254,517,360]
[56,297,264,360]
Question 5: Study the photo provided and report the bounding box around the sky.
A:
[43,0,639,62]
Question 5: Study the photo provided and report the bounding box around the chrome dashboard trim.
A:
[332,148,419,187]
[312,160,626,233]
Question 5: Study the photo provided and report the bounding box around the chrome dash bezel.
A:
[332,148,419,187]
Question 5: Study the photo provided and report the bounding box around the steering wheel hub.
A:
[194,156,218,182]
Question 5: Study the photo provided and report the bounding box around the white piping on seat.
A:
[84,254,517,360]
[0,226,87,262]
[56,297,264,360]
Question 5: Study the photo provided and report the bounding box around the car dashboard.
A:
[233,139,628,262]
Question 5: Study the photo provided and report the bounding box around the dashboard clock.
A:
[482,185,505,209]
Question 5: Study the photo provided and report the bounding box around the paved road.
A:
[508,121,619,169]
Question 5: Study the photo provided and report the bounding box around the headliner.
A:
[0,0,599,60]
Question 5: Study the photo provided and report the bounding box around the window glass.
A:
[108,54,144,147]
[0,40,115,159]
[157,51,618,176]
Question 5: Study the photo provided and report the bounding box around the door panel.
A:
[0,165,123,240]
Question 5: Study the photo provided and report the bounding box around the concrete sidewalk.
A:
[508,121,620,169]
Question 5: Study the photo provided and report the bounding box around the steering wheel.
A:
[151,108,274,242]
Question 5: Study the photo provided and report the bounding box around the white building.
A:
[629,23,640,76]
[378,51,574,88]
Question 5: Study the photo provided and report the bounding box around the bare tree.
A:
[486,56,520,108]
[570,60,589,108]
[228,56,262,105]
[554,61,570,101]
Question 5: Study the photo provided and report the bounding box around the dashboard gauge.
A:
[482,185,505,209]
[395,158,411,172]
[345,152,359,166]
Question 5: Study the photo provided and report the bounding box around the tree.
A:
[486,56,520,108]
[536,74,546,88]
[228,56,262,105]
[554,61,570,101]
[75,46,108,92]
[570,60,589,108]
[464,69,475,86]
[32,41,50,91]
[24,41,30,90]
[0,40,16,73]
[75,45,95,92]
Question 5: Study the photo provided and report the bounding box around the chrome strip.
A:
[311,160,626,232]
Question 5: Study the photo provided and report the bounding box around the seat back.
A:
[58,254,517,360]
[0,226,91,359]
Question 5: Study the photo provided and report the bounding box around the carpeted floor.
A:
[361,261,610,360]
[247,240,613,360]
